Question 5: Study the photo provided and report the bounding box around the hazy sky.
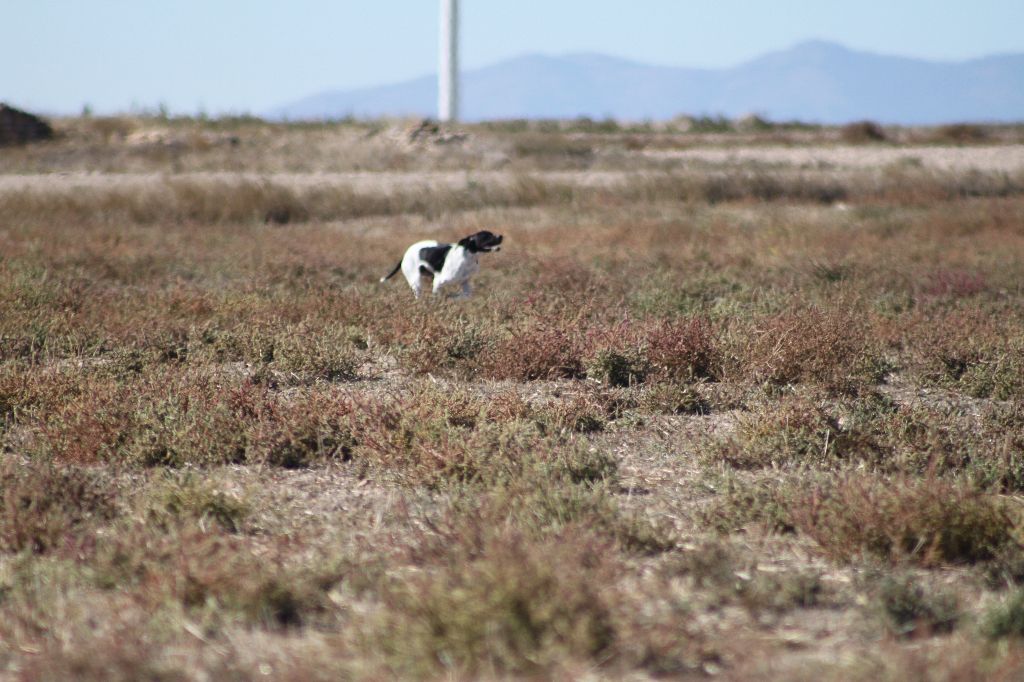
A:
[4,0,1022,115]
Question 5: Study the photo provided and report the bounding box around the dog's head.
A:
[458,230,504,254]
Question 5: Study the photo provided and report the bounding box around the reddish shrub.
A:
[642,317,720,381]
[788,475,1013,566]
[0,461,117,553]
[920,268,988,299]
[730,307,880,393]
[480,324,585,381]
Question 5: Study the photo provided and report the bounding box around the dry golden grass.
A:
[1,116,1024,679]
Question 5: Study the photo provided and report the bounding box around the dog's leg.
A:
[401,260,421,298]
[458,280,473,299]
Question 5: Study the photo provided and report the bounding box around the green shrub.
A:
[706,397,844,469]
[874,574,959,637]
[640,381,707,415]
[587,348,649,387]
[983,588,1024,639]
[375,528,618,676]
[145,471,249,533]
[698,475,795,534]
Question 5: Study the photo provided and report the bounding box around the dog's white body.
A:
[402,239,479,298]
[380,230,503,298]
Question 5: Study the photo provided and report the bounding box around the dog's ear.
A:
[458,233,481,251]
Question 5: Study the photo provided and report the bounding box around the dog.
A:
[380,230,503,298]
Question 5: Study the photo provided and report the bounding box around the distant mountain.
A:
[269,41,1024,125]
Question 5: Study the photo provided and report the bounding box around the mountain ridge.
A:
[269,41,1024,124]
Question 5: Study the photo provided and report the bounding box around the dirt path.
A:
[0,170,624,194]
[645,144,1024,172]
[1,145,1020,195]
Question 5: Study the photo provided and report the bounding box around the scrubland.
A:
[1,115,1024,679]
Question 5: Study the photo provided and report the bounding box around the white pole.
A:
[439,0,459,122]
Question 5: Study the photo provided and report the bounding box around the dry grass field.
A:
[2,115,1024,680]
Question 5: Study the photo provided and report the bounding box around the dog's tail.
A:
[380,260,402,283]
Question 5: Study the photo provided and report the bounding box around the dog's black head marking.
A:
[458,230,504,254]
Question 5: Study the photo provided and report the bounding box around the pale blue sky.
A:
[4,0,1022,115]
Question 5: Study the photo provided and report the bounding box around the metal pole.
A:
[439,0,459,122]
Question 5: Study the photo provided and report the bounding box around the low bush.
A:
[144,471,250,533]
[586,348,649,387]
[982,588,1024,640]
[788,475,1014,566]
[0,461,117,553]
[727,307,884,393]
[968,405,1024,492]
[873,574,960,637]
[93,524,341,632]
[375,526,619,677]
[511,133,594,166]
[705,396,847,470]
[25,371,357,468]
[933,123,989,144]
[841,120,887,143]
[698,475,796,534]
[344,386,617,488]
[642,317,720,381]
[263,322,362,382]
[479,324,586,381]
[640,381,708,415]
[248,397,356,469]
[916,310,1024,400]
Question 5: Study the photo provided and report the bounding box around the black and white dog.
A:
[380,230,504,298]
